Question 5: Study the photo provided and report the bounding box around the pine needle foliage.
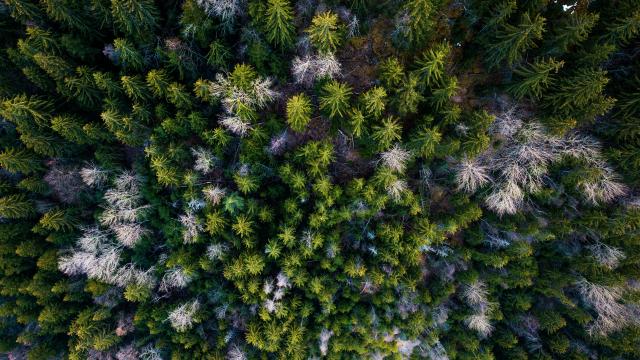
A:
[0,1,639,359]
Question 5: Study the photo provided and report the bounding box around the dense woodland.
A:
[0,0,639,359]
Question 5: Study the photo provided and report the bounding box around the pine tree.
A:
[549,12,598,54]
[415,42,449,87]
[113,38,145,71]
[111,0,159,39]
[485,12,545,69]
[410,125,442,159]
[0,95,53,129]
[146,69,170,97]
[64,67,101,108]
[320,80,352,119]
[121,75,151,101]
[360,86,386,118]
[41,0,92,33]
[395,73,423,115]
[307,11,343,54]
[544,68,615,124]
[372,116,402,151]
[508,58,564,99]
[206,40,231,69]
[287,94,312,132]
[51,115,90,144]
[399,0,435,46]
[38,208,77,232]
[379,57,405,89]
[264,0,295,49]
[32,53,72,82]
[0,194,34,218]
[0,147,42,174]
[605,10,640,45]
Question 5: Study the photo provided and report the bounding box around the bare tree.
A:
[380,144,412,173]
[168,300,200,332]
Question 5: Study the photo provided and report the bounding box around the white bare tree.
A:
[203,185,227,205]
[139,344,163,360]
[179,210,203,244]
[226,345,247,360]
[168,300,200,332]
[112,223,148,248]
[159,267,192,292]
[588,243,626,270]
[461,280,489,307]
[455,158,490,193]
[319,328,334,356]
[80,164,109,188]
[576,279,639,336]
[206,243,227,261]
[196,0,244,27]
[386,179,408,202]
[220,116,252,137]
[115,344,139,360]
[192,147,217,174]
[292,53,341,87]
[459,103,628,216]
[380,144,412,173]
[465,313,494,338]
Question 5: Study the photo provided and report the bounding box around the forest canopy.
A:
[1,0,640,359]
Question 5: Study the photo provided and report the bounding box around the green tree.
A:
[605,10,640,45]
[508,58,564,99]
[550,12,598,53]
[320,80,352,119]
[111,0,159,39]
[64,67,101,108]
[0,194,35,218]
[0,95,52,128]
[545,68,615,124]
[485,12,545,69]
[360,86,387,118]
[113,38,144,71]
[399,0,436,46]
[38,208,77,232]
[415,42,450,87]
[121,75,150,101]
[372,116,402,151]
[287,94,313,132]
[206,40,231,69]
[51,114,90,144]
[146,69,170,97]
[264,0,295,49]
[0,147,42,174]
[395,73,423,115]
[306,11,343,54]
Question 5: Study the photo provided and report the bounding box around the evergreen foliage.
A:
[0,0,639,359]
